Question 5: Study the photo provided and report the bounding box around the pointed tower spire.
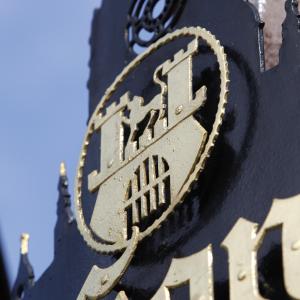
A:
[20,233,29,255]
[57,161,74,224]
[11,233,35,300]
[60,161,67,177]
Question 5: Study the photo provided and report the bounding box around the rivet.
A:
[175,105,183,115]
[237,270,246,281]
[107,159,114,168]
[292,240,300,251]
[101,274,109,285]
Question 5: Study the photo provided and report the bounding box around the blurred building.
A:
[0,243,10,300]
[250,0,298,69]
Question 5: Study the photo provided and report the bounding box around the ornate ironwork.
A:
[75,27,229,254]
[126,0,186,52]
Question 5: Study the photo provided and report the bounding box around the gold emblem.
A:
[148,194,300,300]
[75,27,229,254]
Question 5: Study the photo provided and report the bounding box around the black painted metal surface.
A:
[0,243,10,300]
[11,248,34,300]
[14,0,300,299]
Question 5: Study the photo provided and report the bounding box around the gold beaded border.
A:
[74,27,229,253]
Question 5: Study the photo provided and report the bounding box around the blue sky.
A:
[0,0,102,284]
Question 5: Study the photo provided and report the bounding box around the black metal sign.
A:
[12,0,300,299]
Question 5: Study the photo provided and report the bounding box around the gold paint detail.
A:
[175,105,183,115]
[77,194,300,299]
[115,291,128,300]
[60,161,67,176]
[152,245,214,300]
[222,195,300,300]
[237,271,246,281]
[74,26,229,254]
[291,240,300,251]
[94,246,214,299]
[76,227,139,300]
[20,233,30,255]
[107,160,114,169]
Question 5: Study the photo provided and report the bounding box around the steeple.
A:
[57,161,74,224]
[11,233,35,300]
[59,161,67,177]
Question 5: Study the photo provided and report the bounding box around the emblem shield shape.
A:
[75,27,229,253]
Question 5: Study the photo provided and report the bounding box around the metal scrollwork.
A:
[126,0,186,51]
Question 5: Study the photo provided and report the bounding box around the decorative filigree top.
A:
[126,0,186,52]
